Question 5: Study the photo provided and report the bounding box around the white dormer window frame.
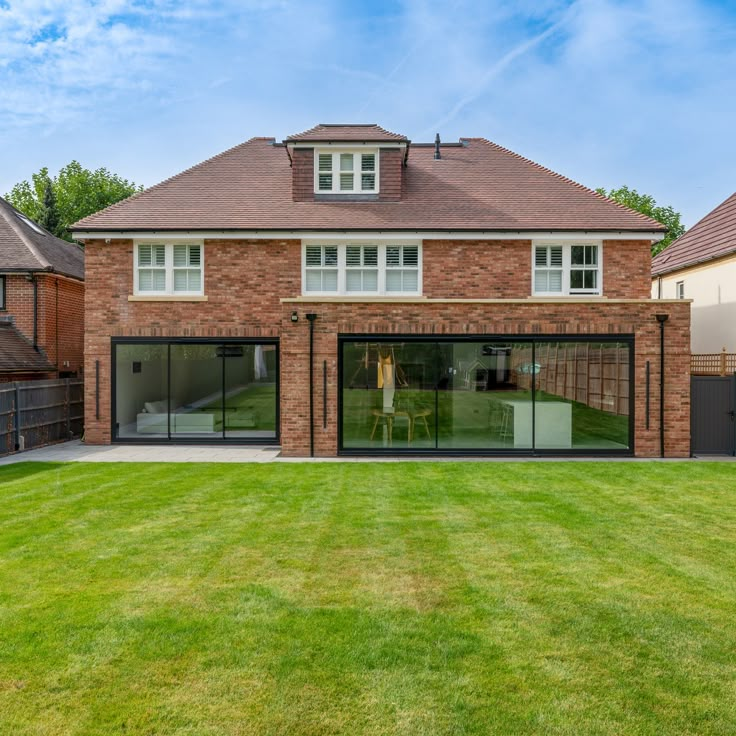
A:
[314,148,379,194]
[532,241,603,296]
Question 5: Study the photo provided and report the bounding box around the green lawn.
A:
[1,462,735,735]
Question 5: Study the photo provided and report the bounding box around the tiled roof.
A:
[0,320,55,374]
[73,135,664,233]
[0,197,84,280]
[285,123,408,142]
[652,192,736,276]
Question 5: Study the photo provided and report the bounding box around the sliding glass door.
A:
[339,336,633,454]
[113,339,278,442]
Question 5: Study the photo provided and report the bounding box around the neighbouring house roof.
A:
[285,123,409,143]
[72,130,664,234]
[0,320,55,375]
[652,192,736,277]
[0,197,85,281]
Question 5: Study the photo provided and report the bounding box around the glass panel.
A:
[570,270,583,290]
[402,270,418,292]
[324,247,338,266]
[318,174,332,190]
[571,246,584,265]
[187,269,201,291]
[318,154,332,171]
[549,246,563,267]
[361,173,375,190]
[402,247,418,266]
[323,270,338,291]
[386,246,400,266]
[174,271,187,291]
[346,246,361,266]
[548,271,562,292]
[115,343,168,439]
[224,344,277,439]
[437,342,533,450]
[363,270,378,291]
[340,153,353,171]
[170,344,221,438]
[346,271,362,292]
[340,173,354,191]
[584,270,596,290]
[534,271,548,293]
[364,247,378,266]
[533,341,630,450]
[173,245,187,267]
[305,246,322,266]
[385,271,402,292]
[305,270,321,292]
[138,245,152,266]
[361,154,375,171]
[341,341,436,450]
[534,246,547,267]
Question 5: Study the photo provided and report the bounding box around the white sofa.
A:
[136,400,215,434]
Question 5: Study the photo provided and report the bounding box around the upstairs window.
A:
[315,150,378,194]
[676,281,685,299]
[533,243,601,296]
[303,243,421,295]
[135,243,204,295]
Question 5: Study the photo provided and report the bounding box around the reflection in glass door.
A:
[436,342,533,450]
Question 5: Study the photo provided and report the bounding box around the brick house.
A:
[0,197,85,382]
[652,191,736,353]
[72,124,690,457]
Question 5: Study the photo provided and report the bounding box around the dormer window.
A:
[315,150,378,194]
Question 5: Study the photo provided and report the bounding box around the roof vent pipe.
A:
[434,133,441,160]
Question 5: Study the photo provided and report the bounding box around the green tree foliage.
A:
[37,178,61,237]
[5,161,143,242]
[596,185,685,255]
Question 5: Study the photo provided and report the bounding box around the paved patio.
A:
[0,439,733,465]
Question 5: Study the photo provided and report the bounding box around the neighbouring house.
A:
[0,197,85,382]
[72,124,690,457]
[652,192,736,353]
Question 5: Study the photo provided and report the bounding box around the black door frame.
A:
[111,337,280,445]
[337,333,635,456]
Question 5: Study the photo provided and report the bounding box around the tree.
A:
[5,162,143,242]
[595,185,685,255]
[38,178,61,237]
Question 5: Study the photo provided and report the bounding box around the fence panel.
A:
[691,351,736,376]
[0,378,84,457]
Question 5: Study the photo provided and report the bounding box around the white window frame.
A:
[314,148,379,194]
[133,241,205,296]
[531,241,603,296]
[676,281,685,299]
[301,242,422,296]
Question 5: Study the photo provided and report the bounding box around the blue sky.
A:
[1,0,734,227]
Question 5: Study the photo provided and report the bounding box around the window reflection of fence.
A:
[691,350,736,376]
[513,343,629,416]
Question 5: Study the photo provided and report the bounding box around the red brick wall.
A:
[379,149,403,201]
[84,237,682,455]
[423,240,652,300]
[603,240,652,298]
[291,148,314,202]
[2,273,84,376]
[83,238,301,443]
[280,300,691,458]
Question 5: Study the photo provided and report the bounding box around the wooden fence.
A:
[513,343,630,416]
[0,378,84,456]
[691,349,736,376]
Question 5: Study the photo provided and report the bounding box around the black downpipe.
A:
[306,314,317,457]
[645,360,650,430]
[655,314,669,458]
